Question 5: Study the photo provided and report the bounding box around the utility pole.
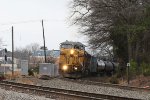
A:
[12,26,14,77]
[42,20,47,63]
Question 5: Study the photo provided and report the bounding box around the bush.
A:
[141,62,150,76]
[0,73,5,80]
[130,59,138,76]
[115,64,126,78]
[33,67,39,74]
[109,76,119,84]
[28,69,34,76]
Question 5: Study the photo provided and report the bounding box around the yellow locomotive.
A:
[59,41,116,78]
[59,40,91,78]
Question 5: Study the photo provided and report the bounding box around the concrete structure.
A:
[0,64,19,74]
[39,63,59,77]
[0,57,19,64]
[20,60,28,75]
[0,57,20,74]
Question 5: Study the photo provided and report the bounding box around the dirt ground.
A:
[77,75,150,88]
[128,75,150,88]
[8,75,150,89]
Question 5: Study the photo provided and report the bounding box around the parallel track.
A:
[0,80,139,100]
[62,78,150,93]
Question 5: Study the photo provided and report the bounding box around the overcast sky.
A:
[0,0,87,51]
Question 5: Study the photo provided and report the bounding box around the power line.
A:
[0,28,11,33]
[0,19,43,26]
[0,19,64,26]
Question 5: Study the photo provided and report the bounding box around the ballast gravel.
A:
[29,78,150,100]
[0,88,54,100]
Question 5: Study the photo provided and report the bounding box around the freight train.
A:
[59,40,116,78]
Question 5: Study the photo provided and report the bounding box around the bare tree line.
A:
[70,0,150,65]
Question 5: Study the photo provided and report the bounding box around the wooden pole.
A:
[42,20,47,63]
[12,26,14,77]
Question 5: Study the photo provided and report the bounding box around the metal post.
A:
[127,33,131,85]
[42,20,47,63]
[127,63,130,84]
[12,26,14,77]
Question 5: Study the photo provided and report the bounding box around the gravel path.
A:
[22,78,150,100]
[0,87,54,100]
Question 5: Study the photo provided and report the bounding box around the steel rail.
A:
[0,81,139,100]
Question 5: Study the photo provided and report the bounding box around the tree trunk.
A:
[135,41,140,59]
[127,33,132,62]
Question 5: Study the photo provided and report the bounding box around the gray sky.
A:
[0,0,87,51]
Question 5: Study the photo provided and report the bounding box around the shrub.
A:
[129,59,138,77]
[141,62,150,76]
[33,67,39,74]
[28,69,34,76]
[109,76,119,84]
[115,64,126,78]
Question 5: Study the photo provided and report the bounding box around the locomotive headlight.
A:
[62,65,68,71]
[70,49,74,54]
[74,67,78,70]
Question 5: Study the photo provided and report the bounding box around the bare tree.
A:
[15,43,40,60]
[70,0,150,63]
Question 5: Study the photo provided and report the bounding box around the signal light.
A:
[5,55,7,61]
[5,48,7,53]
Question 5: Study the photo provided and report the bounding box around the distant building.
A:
[0,49,19,65]
[0,64,18,74]
[0,49,20,74]
[29,50,60,68]
[0,49,12,57]
[31,50,60,58]
[0,57,19,64]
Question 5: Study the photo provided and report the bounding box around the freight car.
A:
[59,40,116,78]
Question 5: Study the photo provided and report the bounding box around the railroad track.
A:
[61,78,150,93]
[0,80,139,100]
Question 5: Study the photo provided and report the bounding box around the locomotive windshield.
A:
[74,45,85,50]
[60,44,85,50]
[60,44,73,49]
[60,41,85,50]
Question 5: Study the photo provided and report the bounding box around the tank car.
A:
[97,60,115,75]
